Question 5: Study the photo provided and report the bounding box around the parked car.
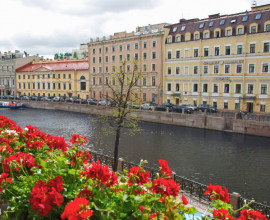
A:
[128,102,140,109]
[29,96,38,101]
[141,102,158,110]
[37,96,45,101]
[74,98,87,104]
[22,96,30,100]
[198,104,217,113]
[172,105,193,114]
[86,98,97,105]
[98,99,111,106]
[52,97,61,102]
[155,103,175,112]
[41,97,51,101]
[180,104,197,111]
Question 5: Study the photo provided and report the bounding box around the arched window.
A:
[80,75,86,90]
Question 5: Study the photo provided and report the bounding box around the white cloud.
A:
[0,0,268,57]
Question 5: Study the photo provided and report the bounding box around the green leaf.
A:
[68,169,76,175]
[119,213,127,218]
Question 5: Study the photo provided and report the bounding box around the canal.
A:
[1,108,269,204]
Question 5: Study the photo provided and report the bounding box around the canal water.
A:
[1,108,269,204]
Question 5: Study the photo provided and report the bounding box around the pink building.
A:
[88,23,167,104]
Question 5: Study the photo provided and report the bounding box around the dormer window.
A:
[181,26,186,31]
[255,13,261,20]
[219,19,225,25]
[242,16,248,22]
[209,21,214,27]
[231,19,236,23]
[199,23,204,28]
[173,27,177,32]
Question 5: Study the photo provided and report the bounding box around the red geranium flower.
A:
[237,209,267,220]
[70,134,87,146]
[204,184,230,203]
[181,195,188,205]
[151,177,180,197]
[213,208,233,220]
[0,172,12,193]
[61,198,93,220]
[158,159,172,179]
[78,186,93,199]
[127,166,150,186]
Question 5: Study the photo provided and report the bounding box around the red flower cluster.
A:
[151,177,180,197]
[0,115,21,131]
[81,160,118,187]
[237,209,267,220]
[204,184,230,203]
[70,150,92,166]
[127,166,150,186]
[29,176,64,216]
[61,197,93,220]
[0,144,13,155]
[0,172,12,193]
[69,134,87,146]
[158,159,172,179]
[78,186,93,199]
[181,195,188,205]
[3,152,37,172]
[213,208,233,220]
[46,135,68,152]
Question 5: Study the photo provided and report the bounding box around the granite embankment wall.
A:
[24,102,270,137]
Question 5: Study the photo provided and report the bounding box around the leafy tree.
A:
[95,61,142,171]
[54,53,59,59]
[73,52,78,59]
[59,53,64,60]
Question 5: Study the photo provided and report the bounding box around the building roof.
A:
[166,6,270,42]
[16,60,89,72]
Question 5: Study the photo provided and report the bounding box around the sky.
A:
[0,0,269,58]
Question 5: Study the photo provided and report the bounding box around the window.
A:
[143,52,147,60]
[63,82,66,90]
[215,47,220,56]
[237,45,243,54]
[53,74,55,79]
[255,13,261,20]
[260,104,265,112]
[262,63,269,72]
[204,66,209,74]
[214,65,219,74]
[143,42,147,48]
[105,77,108,85]
[220,19,225,25]
[143,76,147,86]
[193,84,198,92]
[250,43,256,53]
[251,26,257,33]
[238,28,243,35]
[92,49,95,54]
[260,84,267,94]
[105,47,108,53]
[99,67,102,73]
[225,65,230,73]
[58,74,60,79]
[92,57,96,63]
[167,51,172,59]
[99,48,101,53]
[193,66,198,74]
[58,83,61,90]
[119,45,122,51]
[209,21,214,27]
[105,56,108,62]
[176,67,180,75]
[242,15,248,22]
[213,84,218,93]
[175,83,180,92]
[203,84,208,92]
[172,27,177,32]
[143,93,146,101]
[175,50,180,59]
[176,36,180,42]
[204,32,209,39]
[167,83,171,92]
[199,23,204,28]
[135,43,138,49]
[226,29,231,36]
[224,102,228,109]
[181,26,186,31]
[127,65,130,72]
[143,64,147,71]
[249,64,255,73]
[224,84,230,93]
[152,64,156,71]
[215,31,220,38]
[93,67,96,73]
[247,84,254,94]
[264,42,269,52]
[204,48,209,57]
[99,77,102,85]
[112,55,115,62]
[127,44,130,50]
[134,53,138,60]
[112,46,115,52]
[92,77,96,85]
[194,48,198,57]
[236,64,242,73]
[127,54,130,61]
[98,57,102,63]
[194,34,199,40]
[266,24,270,32]
[235,84,241,94]
[225,46,231,55]
[152,52,156,59]
[69,74,71,79]
[119,55,122,61]
[152,41,156,47]
[152,76,156,86]
[167,67,172,75]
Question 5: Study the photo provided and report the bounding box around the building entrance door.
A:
[247,102,253,113]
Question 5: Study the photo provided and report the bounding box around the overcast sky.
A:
[0,0,269,58]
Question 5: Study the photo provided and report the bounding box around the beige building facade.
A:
[88,24,167,104]
[163,4,270,113]
[16,58,89,99]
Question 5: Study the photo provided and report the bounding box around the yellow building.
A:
[163,4,270,113]
[16,58,89,99]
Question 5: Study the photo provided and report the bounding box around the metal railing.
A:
[87,150,270,217]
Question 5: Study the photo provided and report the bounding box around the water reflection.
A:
[1,108,269,204]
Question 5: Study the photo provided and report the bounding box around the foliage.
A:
[0,115,268,220]
[54,53,59,59]
[73,52,78,59]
